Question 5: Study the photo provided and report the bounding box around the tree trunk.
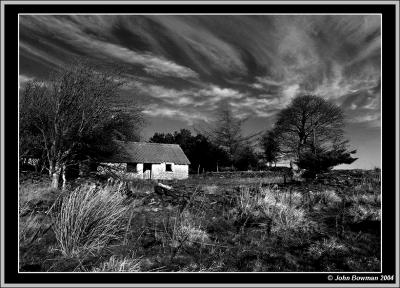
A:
[51,171,60,189]
[61,164,67,190]
[50,162,61,189]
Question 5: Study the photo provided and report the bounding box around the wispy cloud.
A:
[20,15,198,79]
[130,81,196,107]
[98,42,198,79]
[147,16,247,75]
[253,76,283,88]
[195,85,245,103]
[19,14,381,130]
[230,97,279,118]
[142,104,208,126]
[19,14,382,169]
[347,112,381,128]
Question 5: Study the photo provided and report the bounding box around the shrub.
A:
[53,184,132,258]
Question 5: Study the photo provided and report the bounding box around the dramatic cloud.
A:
[19,15,198,79]
[19,14,381,168]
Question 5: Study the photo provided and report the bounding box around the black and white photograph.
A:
[1,1,398,287]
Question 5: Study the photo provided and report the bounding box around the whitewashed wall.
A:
[151,163,189,180]
[97,162,188,180]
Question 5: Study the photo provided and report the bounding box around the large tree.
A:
[273,95,356,177]
[260,129,280,167]
[209,105,243,160]
[19,61,144,188]
[204,104,260,167]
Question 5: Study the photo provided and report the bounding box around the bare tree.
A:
[274,95,343,158]
[19,61,143,189]
[202,104,260,167]
[212,105,245,161]
[273,95,356,177]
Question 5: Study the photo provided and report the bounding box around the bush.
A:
[53,184,132,258]
[296,148,357,179]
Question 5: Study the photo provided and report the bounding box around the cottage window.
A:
[166,163,173,172]
[127,163,137,172]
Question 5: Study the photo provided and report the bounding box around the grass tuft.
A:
[53,184,132,258]
[92,254,141,272]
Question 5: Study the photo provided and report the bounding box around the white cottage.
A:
[98,141,190,180]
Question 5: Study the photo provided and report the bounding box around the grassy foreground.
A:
[19,170,381,272]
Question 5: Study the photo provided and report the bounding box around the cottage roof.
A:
[105,141,191,165]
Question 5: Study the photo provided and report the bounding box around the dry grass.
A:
[235,186,310,232]
[19,213,43,245]
[19,176,57,205]
[53,184,133,258]
[92,254,141,272]
[19,170,381,272]
[347,203,381,222]
[164,210,209,248]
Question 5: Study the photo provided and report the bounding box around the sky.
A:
[19,15,381,169]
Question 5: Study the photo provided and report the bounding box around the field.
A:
[19,170,381,272]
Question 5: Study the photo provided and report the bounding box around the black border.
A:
[3,2,397,285]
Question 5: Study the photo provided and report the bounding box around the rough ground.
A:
[19,170,381,272]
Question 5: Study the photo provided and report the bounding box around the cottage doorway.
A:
[143,163,152,179]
